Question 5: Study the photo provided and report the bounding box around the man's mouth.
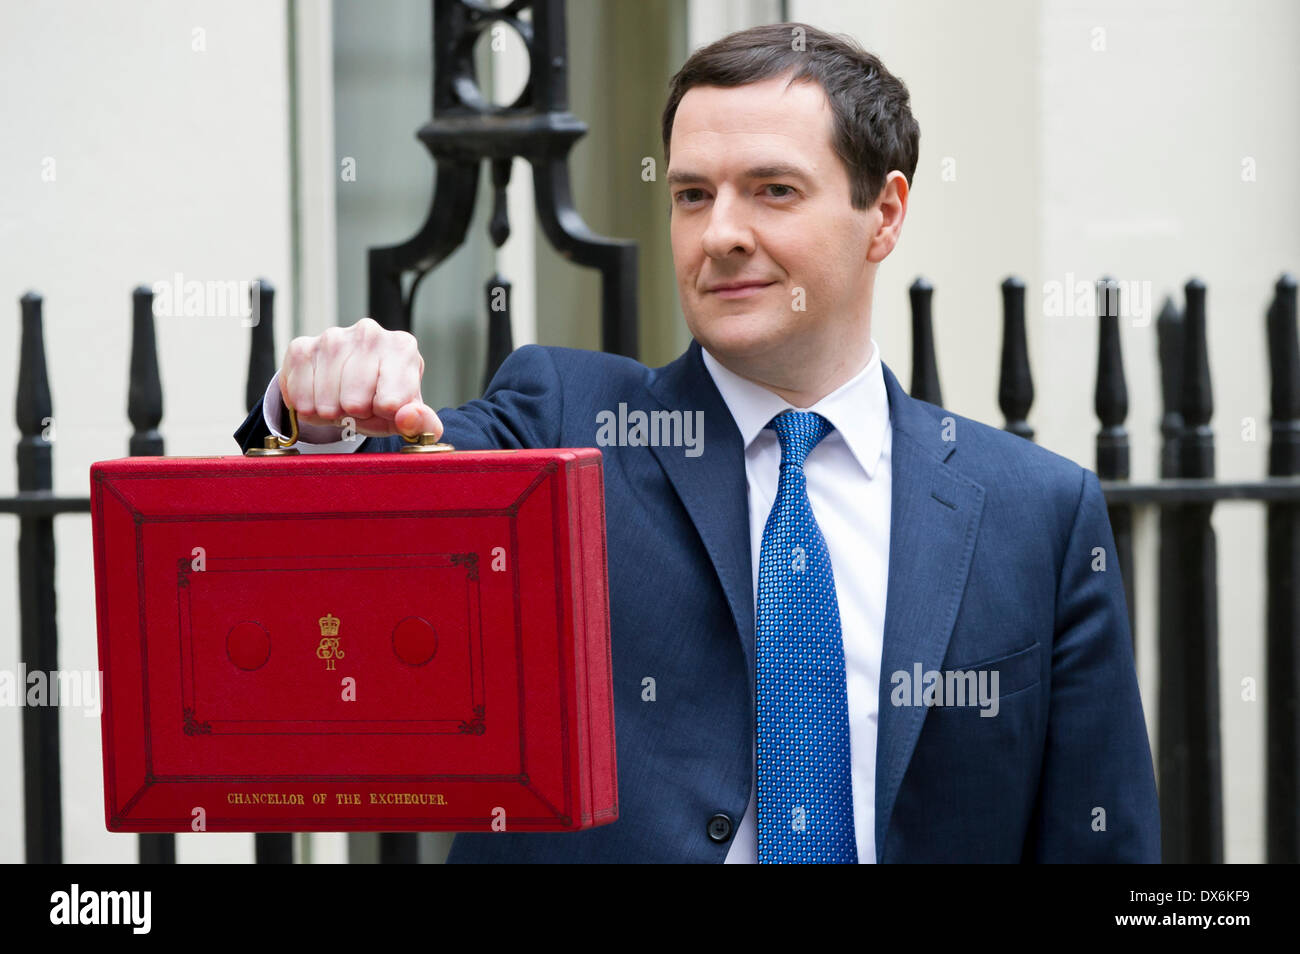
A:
[708,281,776,299]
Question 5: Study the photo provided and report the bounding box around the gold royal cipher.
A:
[316,612,344,671]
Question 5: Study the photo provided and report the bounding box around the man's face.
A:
[667,73,894,386]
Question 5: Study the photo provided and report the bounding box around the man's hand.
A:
[279,317,443,440]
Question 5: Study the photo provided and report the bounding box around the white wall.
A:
[0,0,295,863]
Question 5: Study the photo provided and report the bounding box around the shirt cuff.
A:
[263,372,365,454]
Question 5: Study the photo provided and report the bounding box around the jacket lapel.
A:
[873,363,986,860]
[644,342,986,862]
[644,341,757,693]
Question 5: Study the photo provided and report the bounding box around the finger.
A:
[373,339,423,423]
[337,345,381,427]
[394,401,443,441]
[282,337,317,417]
[311,327,350,421]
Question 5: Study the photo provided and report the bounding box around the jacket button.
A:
[707,813,733,843]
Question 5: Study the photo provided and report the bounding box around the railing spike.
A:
[17,291,53,490]
[908,276,942,406]
[128,286,164,457]
[998,276,1033,440]
[1180,277,1214,477]
[1094,275,1130,473]
[246,279,276,414]
[1157,296,1185,479]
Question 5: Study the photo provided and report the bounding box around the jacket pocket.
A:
[942,642,1040,698]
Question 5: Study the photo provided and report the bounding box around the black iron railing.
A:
[10,273,1300,864]
[908,271,1300,864]
[367,0,638,370]
[5,282,290,863]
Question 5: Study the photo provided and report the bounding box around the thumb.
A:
[394,401,443,441]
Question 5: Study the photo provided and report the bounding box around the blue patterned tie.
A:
[756,410,857,863]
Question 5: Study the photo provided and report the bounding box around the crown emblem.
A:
[316,613,344,670]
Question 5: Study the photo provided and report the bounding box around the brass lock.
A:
[244,408,454,456]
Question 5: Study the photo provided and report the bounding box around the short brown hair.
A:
[661,22,920,210]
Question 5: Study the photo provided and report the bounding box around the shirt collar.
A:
[700,337,890,480]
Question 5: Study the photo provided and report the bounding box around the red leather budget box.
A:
[89,447,616,833]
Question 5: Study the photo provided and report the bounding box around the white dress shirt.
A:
[261,341,893,863]
[701,340,892,865]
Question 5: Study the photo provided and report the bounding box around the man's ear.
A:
[867,171,909,264]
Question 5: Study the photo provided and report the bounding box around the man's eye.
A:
[764,184,796,198]
[675,189,705,205]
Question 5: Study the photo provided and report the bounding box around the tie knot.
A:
[766,410,834,469]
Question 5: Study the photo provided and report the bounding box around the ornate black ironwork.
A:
[368,0,639,391]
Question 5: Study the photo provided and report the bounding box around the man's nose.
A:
[700,189,755,259]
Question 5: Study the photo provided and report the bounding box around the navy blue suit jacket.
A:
[235,340,1161,862]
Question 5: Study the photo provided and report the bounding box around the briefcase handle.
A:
[245,407,456,456]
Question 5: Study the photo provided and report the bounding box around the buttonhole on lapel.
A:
[930,490,957,510]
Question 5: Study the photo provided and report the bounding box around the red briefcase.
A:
[89,430,616,834]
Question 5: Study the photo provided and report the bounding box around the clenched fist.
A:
[279,317,443,439]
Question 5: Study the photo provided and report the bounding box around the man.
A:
[235,23,1160,862]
